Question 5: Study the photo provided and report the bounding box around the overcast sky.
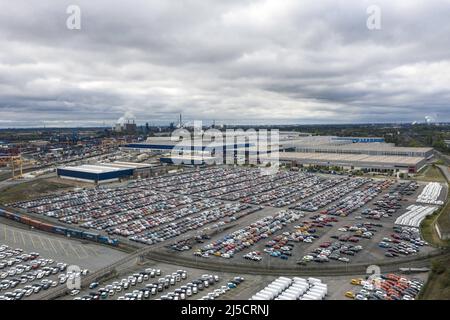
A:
[0,0,449,127]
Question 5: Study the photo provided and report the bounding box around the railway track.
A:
[144,248,449,277]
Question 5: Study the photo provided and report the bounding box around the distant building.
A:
[113,120,137,133]
[279,136,433,158]
[445,140,450,148]
[57,161,153,184]
[276,152,426,173]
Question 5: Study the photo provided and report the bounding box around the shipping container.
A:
[98,235,109,244]
[39,222,54,233]
[66,228,83,238]
[52,226,67,235]
[82,232,99,241]
[7,212,22,222]
[29,219,42,229]
[20,216,33,225]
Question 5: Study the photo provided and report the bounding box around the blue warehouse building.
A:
[123,139,259,165]
[57,165,134,184]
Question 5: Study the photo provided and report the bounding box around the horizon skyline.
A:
[0,118,447,130]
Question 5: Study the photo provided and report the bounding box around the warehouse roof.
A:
[278,152,425,166]
[99,161,152,169]
[279,136,433,153]
[58,164,133,174]
[325,143,433,153]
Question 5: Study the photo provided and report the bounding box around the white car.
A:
[70,289,80,296]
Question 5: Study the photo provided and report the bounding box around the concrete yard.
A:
[0,222,127,271]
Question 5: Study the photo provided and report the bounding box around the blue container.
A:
[97,235,109,244]
[66,228,83,238]
[52,226,67,235]
[82,232,99,241]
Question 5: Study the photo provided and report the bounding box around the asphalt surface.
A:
[437,165,450,183]
[0,223,126,271]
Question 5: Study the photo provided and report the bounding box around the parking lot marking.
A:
[64,241,79,258]
[57,240,70,256]
[71,244,85,259]
[20,231,28,247]
[84,246,99,257]
[41,237,56,254]
[49,239,59,254]
[1,225,6,241]
[30,235,39,249]
[12,229,18,243]
[78,245,91,258]
[38,236,49,251]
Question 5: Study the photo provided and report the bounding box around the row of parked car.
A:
[392,181,419,195]
[107,198,222,237]
[0,246,37,269]
[239,174,319,205]
[333,222,382,242]
[176,169,289,198]
[346,274,424,300]
[73,268,166,300]
[321,180,394,217]
[299,222,383,264]
[134,167,242,194]
[266,177,345,208]
[64,192,180,226]
[160,274,221,300]
[197,210,303,259]
[198,276,245,300]
[379,226,427,257]
[292,178,370,212]
[218,172,313,202]
[130,203,260,245]
[301,241,363,264]
[262,213,339,261]
[361,181,418,220]
[0,245,88,300]
[12,185,157,217]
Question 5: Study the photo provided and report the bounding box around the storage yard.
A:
[0,165,447,300]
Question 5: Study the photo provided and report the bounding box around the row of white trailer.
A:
[394,205,439,228]
[416,182,444,205]
[250,277,327,300]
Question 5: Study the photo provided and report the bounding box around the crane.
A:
[10,155,23,179]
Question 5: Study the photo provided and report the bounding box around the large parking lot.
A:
[5,167,447,270]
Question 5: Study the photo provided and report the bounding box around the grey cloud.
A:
[0,0,449,127]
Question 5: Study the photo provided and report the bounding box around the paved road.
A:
[437,165,450,184]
